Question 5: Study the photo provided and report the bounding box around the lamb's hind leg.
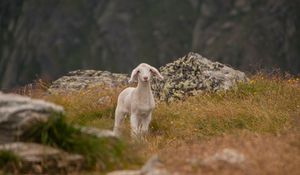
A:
[113,108,126,137]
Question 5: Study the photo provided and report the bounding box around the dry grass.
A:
[17,74,300,174]
[160,131,300,175]
[45,85,121,128]
[152,74,300,140]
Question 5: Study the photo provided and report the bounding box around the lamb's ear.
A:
[150,66,164,80]
[128,68,139,83]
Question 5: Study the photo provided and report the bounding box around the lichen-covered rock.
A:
[151,52,248,102]
[0,142,84,174]
[49,70,129,93]
[0,92,64,143]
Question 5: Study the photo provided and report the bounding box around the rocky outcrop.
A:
[152,52,248,102]
[48,52,248,102]
[49,70,129,93]
[108,155,170,175]
[0,92,64,143]
[0,142,84,174]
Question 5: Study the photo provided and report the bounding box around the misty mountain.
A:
[1,0,299,90]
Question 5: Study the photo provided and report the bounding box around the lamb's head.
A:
[129,63,164,83]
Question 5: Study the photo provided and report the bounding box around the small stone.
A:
[202,148,246,165]
[108,155,170,175]
[75,126,116,138]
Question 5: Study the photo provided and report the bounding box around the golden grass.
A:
[152,75,300,140]
[18,74,300,174]
[27,84,124,128]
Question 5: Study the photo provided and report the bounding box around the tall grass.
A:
[152,75,299,141]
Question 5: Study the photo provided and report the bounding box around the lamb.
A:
[113,63,164,137]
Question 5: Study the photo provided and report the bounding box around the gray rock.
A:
[202,148,246,165]
[0,142,84,174]
[151,52,248,102]
[141,155,170,175]
[108,155,170,175]
[0,92,64,143]
[74,125,116,138]
[49,70,129,93]
[108,170,141,175]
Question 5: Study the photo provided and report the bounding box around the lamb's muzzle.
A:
[113,63,163,138]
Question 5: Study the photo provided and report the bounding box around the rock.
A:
[202,148,246,165]
[108,170,141,175]
[140,155,170,175]
[0,142,84,174]
[0,92,64,143]
[48,70,129,93]
[108,155,170,175]
[75,125,116,138]
[151,52,248,102]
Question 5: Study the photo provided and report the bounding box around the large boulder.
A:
[0,142,83,174]
[49,70,129,93]
[0,92,64,143]
[151,52,248,102]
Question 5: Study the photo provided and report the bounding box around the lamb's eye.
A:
[137,70,140,73]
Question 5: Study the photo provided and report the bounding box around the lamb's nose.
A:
[143,77,148,81]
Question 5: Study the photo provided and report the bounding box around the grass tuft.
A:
[0,150,20,172]
[23,112,133,171]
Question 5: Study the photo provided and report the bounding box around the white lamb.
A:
[113,63,164,137]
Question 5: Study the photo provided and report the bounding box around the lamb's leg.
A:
[113,109,126,137]
[130,114,140,138]
[141,112,152,135]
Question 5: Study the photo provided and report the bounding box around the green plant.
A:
[0,150,20,172]
[23,113,129,171]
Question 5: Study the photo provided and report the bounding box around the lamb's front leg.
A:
[113,108,126,137]
[141,112,152,135]
[130,114,140,138]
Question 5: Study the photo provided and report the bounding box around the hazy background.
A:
[1,0,300,90]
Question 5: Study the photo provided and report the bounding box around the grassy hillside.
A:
[16,74,300,174]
